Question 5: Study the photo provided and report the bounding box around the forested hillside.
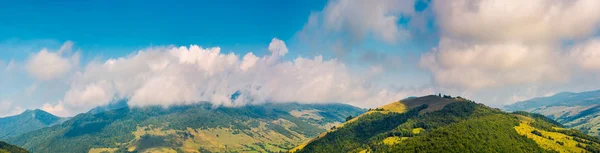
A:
[0,141,28,153]
[293,95,600,153]
[7,102,363,153]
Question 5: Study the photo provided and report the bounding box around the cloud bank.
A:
[421,0,600,90]
[42,38,430,116]
[10,0,600,116]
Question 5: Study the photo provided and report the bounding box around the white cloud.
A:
[268,38,288,56]
[57,40,74,54]
[26,42,77,81]
[41,102,69,117]
[570,39,600,70]
[63,80,115,109]
[434,0,600,42]
[420,38,567,89]
[300,0,415,44]
[240,53,259,72]
[55,38,430,116]
[0,101,25,117]
[422,0,600,91]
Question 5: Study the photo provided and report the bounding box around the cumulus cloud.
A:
[434,0,600,42]
[0,101,25,117]
[421,0,600,90]
[320,0,415,43]
[268,38,288,56]
[420,38,567,89]
[50,38,431,116]
[26,41,78,81]
[41,102,69,117]
[298,0,417,55]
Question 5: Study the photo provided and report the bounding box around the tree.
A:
[346,115,354,122]
[531,130,543,137]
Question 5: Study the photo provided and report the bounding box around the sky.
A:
[1,0,600,117]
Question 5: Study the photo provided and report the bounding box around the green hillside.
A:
[292,95,600,153]
[0,141,28,153]
[7,102,363,153]
[505,90,600,137]
[0,109,68,139]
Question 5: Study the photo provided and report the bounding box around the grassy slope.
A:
[290,95,465,152]
[294,95,600,153]
[8,103,363,153]
[505,90,600,137]
[0,141,28,153]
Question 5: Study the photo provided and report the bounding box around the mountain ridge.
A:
[7,102,364,153]
[0,109,67,139]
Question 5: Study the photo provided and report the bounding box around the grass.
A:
[88,148,118,153]
[126,120,308,152]
[382,136,409,146]
[292,96,466,152]
[380,101,407,113]
[289,109,324,120]
[140,147,177,153]
[290,102,405,152]
[412,128,424,134]
[514,120,588,153]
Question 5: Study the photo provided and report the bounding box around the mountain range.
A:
[505,89,600,137]
[3,94,600,152]
[5,102,364,153]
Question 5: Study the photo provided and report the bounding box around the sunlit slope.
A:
[7,103,363,153]
[505,90,600,137]
[290,95,466,152]
[293,95,600,153]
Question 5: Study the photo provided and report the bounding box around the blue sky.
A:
[0,0,328,59]
[2,0,600,117]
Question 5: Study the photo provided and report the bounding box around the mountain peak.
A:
[0,108,65,139]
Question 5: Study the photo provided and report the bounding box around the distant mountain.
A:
[0,141,28,153]
[7,102,364,153]
[505,89,600,137]
[87,100,129,114]
[292,95,600,153]
[0,109,67,139]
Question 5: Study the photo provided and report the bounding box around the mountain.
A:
[505,90,600,137]
[6,102,364,153]
[87,100,129,114]
[0,109,68,139]
[0,141,28,153]
[291,95,600,153]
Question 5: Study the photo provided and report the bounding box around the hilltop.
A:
[292,95,600,153]
[7,102,363,153]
